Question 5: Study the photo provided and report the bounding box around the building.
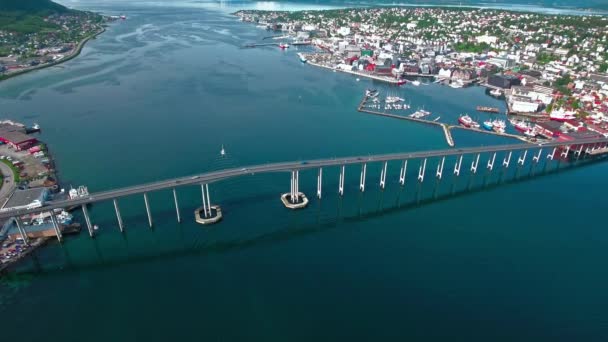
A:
[488,74,521,89]
[510,97,540,113]
[534,121,564,138]
[0,123,38,151]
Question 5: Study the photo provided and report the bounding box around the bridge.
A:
[2,137,608,243]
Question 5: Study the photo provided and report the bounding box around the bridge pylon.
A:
[196,183,223,224]
[399,160,407,185]
[359,163,367,192]
[281,171,308,209]
[453,155,463,176]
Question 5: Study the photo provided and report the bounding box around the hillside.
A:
[0,0,72,34]
[0,0,68,13]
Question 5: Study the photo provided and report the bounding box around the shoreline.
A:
[0,26,107,83]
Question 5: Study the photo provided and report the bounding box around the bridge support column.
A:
[561,146,570,158]
[281,171,308,210]
[503,151,512,168]
[436,156,445,179]
[317,168,322,199]
[533,148,543,163]
[173,188,181,223]
[399,160,407,185]
[518,150,528,166]
[380,161,387,189]
[418,158,427,182]
[143,193,153,228]
[113,199,124,232]
[470,154,480,174]
[575,145,583,159]
[339,165,345,196]
[454,155,463,176]
[14,217,28,245]
[487,152,496,171]
[197,184,223,224]
[82,204,94,238]
[547,147,556,160]
[50,212,62,243]
[359,164,366,192]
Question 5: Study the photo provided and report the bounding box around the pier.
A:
[358,95,533,147]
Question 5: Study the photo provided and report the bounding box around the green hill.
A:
[0,0,68,13]
[0,0,71,34]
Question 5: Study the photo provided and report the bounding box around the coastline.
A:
[0,26,107,83]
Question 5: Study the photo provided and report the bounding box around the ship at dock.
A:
[458,114,480,128]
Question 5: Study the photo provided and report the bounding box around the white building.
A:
[476,34,498,44]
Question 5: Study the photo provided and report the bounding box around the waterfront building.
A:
[0,124,38,151]
[488,74,521,89]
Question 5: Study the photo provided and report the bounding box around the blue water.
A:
[1,1,608,341]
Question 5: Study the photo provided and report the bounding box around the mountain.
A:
[0,0,68,13]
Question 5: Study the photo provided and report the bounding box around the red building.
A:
[0,124,38,151]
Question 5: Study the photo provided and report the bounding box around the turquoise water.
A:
[1,2,608,341]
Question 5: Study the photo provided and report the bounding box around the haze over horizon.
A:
[54,0,608,11]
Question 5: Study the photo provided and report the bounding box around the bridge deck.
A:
[0,137,606,220]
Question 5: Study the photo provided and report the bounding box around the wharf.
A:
[242,42,278,48]
[358,95,532,146]
[306,59,405,85]
[359,97,455,146]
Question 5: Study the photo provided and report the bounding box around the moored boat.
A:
[483,120,494,131]
[459,114,473,127]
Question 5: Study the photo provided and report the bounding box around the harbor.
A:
[358,91,539,147]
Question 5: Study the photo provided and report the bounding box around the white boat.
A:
[411,80,421,86]
[220,145,226,156]
[490,88,502,97]
[449,80,464,88]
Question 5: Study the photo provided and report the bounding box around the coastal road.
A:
[0,137,607,220]
[0,162,16,209]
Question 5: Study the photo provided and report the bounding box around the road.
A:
[0,137,606,220]
[0,162,17,210]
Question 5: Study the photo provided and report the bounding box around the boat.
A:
[411,80,421,86]
[433,116,441,122]
[449,80,464,88]
[220,145,226,156]
[524,128,537,137]
[513,120,531,133]
[458,114,478,128]
[385,96,405,104]
[396,79,406,86]
[483,120,494,131]
[93,225,99,231]
[32,123,40,130]
[356,78,360,82]
[490,89,502,97]
[297,53,307,63]
[365,89,379,97]
[57,211,73,225]
[410,110,431,119]
[278,43,289,49]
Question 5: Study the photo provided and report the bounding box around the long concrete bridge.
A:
[3,137,608,242]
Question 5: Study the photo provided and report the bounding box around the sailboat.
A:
[220,145,226,156]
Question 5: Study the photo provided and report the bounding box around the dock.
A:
[305,59,405,85]
[242,42,278,48]
[358,94,538,147]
